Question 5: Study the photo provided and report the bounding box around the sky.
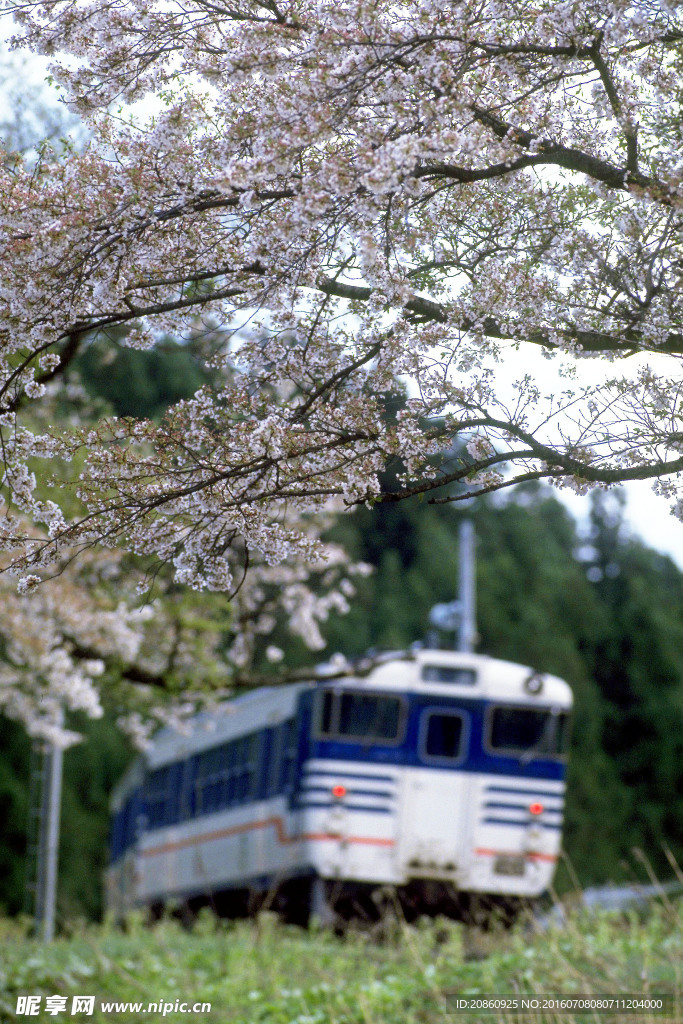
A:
[561,482,683,567]
[490,345,683,569]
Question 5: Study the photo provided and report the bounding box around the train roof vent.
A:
[421,665,477,685]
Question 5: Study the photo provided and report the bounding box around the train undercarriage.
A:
[147,875,537,931]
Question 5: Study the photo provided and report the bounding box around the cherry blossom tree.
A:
[0,354,366,746]
[1,0,683,596]
[0,511,366,745]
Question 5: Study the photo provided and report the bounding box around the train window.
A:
[194,732,263,813]
[421,666,476,685]
[319,691,335,734]
[338,693,401,739]
[245,733,260,799]
[422,711,466,761]
[195,748,217,814]
[280,719,299,793]
[111,805,127,860]
[316,690,404,743]
[266,725,283,797]
[146,765,177,828]
[234,737,249,802]
[487,705,570,758]
[178,760,194,821]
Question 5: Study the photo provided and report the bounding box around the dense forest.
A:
[1,341,682,920]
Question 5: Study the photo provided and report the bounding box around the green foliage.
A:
[0,719,31,917]
[576,494,683,879]
[75,336,212,420]
[57,718,133,921]
[0,903,681,1023]
[0,716,131,922]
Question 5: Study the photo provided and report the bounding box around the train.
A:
[106,649,572,925]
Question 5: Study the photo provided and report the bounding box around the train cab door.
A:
[397,706,473,884]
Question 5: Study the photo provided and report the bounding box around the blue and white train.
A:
[106,650,572,923]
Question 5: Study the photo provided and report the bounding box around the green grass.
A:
[0,899,681,1023]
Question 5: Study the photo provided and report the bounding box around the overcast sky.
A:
[489,344,683,568]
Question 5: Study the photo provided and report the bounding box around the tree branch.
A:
[317,277,683,355]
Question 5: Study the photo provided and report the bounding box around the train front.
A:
[295,652,572,917]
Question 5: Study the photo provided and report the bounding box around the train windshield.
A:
[488,705,570,760]
[423,711,466,761]
[316,689,404,743]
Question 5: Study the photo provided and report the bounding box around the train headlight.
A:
[331,784,347,800]
[524,673,544,695]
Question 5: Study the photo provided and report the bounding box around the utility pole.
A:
[41,738,63,942]
[25,715,64,942]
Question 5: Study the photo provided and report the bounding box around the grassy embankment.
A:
[0,897,681,1024]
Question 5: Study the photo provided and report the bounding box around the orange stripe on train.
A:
[474,847,558,863]
[140,816,395,857]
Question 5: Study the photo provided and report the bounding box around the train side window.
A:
[280,719,298,793]
[487,705,570,758]
[111,806,126,859]
[224,743,236,806]
[192,723,297,810]
[232,737,245,802]
[147,765,175,828]
[194,751,209,815]
[208,747,220,812]
[245,732,260,800]
[315,690,405,744]
[195,741,239,814]
[320,691,335,734]
[420,710,467,763]
[218,743,233,809]
[119,798,137,854]
[266,725,283,797]
[178,758,195,821]
[215,744,229,808]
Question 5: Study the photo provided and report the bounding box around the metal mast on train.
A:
[428,520,477,652]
